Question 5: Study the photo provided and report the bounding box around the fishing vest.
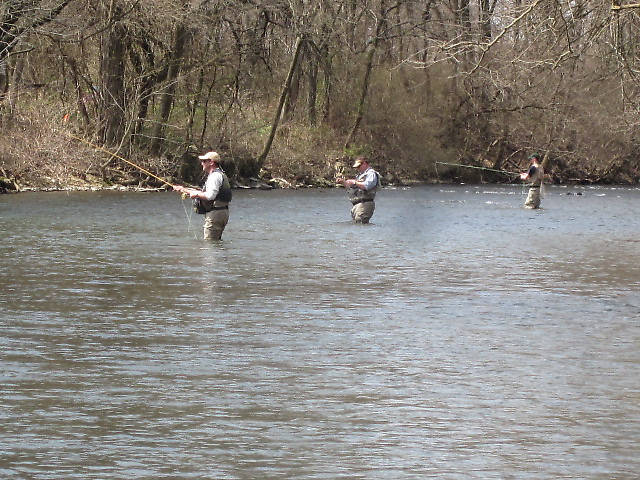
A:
[349,168,380,205]
[213,171,232,204]
[528,164,544,187]
[193,169,232,214]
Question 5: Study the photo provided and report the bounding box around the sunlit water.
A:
[1,185,639,479]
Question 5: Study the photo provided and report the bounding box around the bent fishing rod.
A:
[64,130,177,189]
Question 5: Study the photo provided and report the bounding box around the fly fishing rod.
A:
[64,130,177,189]
[435,161,519,176]
[62,124,200,238]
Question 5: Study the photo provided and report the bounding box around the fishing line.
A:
[180,194,199,240]
[435,161,529,196]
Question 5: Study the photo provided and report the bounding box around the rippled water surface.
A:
[1,185,639,479]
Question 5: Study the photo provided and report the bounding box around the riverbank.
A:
[0,159,428,194]
[2,172,635,194]
[1,113,636,194]
[3,99,638,195]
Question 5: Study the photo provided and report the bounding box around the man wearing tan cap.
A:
[337,156,380,223]
[174,151,232,240]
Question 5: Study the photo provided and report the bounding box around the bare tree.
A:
[150,19,189,154]
[257,35,305,166]
[0,0,72,102]
[344,0,392,150]
[99,1,127,145]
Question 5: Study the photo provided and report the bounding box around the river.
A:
[1,184,639,479]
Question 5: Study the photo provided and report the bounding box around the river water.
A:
[1,185,639,479]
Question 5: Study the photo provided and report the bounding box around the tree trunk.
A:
[65,57,91,131]
[282,51,302,121]
[306,46,318,127]
[0,58,8,101]
[100,4,126,146]
[319,42,332,124]
[257,36,304,167]
[344,0,386,151]
[8,51,25,110]
[151,23,189,154]
[129,36,157,142]
[186,67,205,143]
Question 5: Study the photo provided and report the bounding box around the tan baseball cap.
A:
[352,157,366,168]
[198,151,220,162]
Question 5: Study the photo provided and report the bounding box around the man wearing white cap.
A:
[338,156,380,223]
[174,151,232,240]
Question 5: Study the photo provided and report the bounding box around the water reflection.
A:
[1,185,639,479]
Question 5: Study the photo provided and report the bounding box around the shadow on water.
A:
[1,185,639,479]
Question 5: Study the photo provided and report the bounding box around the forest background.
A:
[0,0,639,191]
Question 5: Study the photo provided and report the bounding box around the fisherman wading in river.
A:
[520,153,544,209]
[174,151,232,240]
[337,156,380,224]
